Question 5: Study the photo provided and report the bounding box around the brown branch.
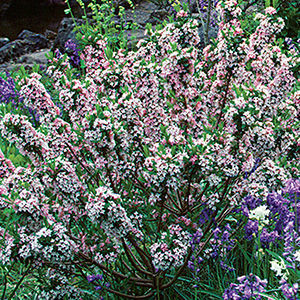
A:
[163,203,180,215]
[215,71,233,128]
[166,191,182,211]
[77,251,151,285]
[191,182,210,212]
[122,239,153,276]
[127,236,154,272]
[66,143,99,184]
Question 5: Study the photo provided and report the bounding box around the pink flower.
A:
[177,10,188,18]
[265,7,277,15]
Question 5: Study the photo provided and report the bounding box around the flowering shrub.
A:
[0,0,299,298]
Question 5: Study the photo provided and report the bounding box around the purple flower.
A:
[87,274,103,283]
[198,206,214,225]
[223,274,267,300]
[188,261,195,270]
[282,178,300,195]
[244,219,258,240]
[260,227,279,247]
[279,279,299,299]
[242,195,262,216]
[65,39,81,68]
[0,75,22,107]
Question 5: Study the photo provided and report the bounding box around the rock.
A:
[17,49,49,65]
[0,37,10,48]
[0,49,50,73]
[125,29,147,50]
[124,1,158,27]
[188,0,199,14]
[53,18,85,51]
[0,31,49,64]
[0,40,29,64]
[147,9,170,25]
[18,30,49,49]
[44,30,57,41]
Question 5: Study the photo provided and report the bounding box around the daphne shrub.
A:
[0,0,298,298]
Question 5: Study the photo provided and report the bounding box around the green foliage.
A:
[65,0,140,51]
[275,0,300,40]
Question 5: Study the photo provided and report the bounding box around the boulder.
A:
[0,38,10,48]
[0,49,50,73]
[17,49,49,65]
[18,30,49,49]
[52,18,85,51]
[44,30,57,41]
[0,40,30,64]
[125,29,147,50]
[147,9,170,25]
[0,30,49,64]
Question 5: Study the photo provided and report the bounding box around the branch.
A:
[122,239,153,276]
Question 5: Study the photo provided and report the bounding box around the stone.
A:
[147,9,170,25]
[125,29,147,50]
[124,1,158,27]
[0,37,10,48]
[0,40,29,64]
[52,18,85,51]
[18,30,49,49]
[17,49,49,65]
[44,30,57,41]
[0,31,49,64]
[188,0,199,14]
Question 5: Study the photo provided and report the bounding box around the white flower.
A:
[270,259,287,279]
[249,205,270,224]
[294,250,300,263]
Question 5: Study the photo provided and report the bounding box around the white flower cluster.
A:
[18,224,75,264]
[38,269,82,300]
[270,258,288,279]
[85,186,120,222]
[150,225,191,270]
[0,227,14,264]
[0,114,50,165]
[249,205,270,225]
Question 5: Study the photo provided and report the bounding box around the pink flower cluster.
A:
[0,0,298,297]
[150,225,191,270]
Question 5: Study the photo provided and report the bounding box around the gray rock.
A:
[124,1,158,26]
[18,30,49,49]
[188,0,198,14]
[0,31,49,64]
[0,37,10,48]
[52,18,85,51]
[147,9,170,25]
[125,29,147,50]
[44,30,57,41]
[0,40,29,64]
[17,49,49,65]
